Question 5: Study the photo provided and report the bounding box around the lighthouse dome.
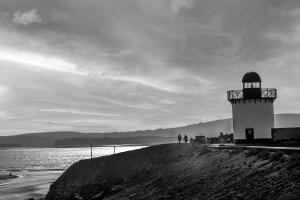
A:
[242,72,261,83]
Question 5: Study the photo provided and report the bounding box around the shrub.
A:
[199,147,212,155]
[257,150,270,160]
[279,156,286,163]
[229,149,242,155]
[245,148,260,157]
[270,151,283,162]
[288,153,300,169]
[248,162,252,167]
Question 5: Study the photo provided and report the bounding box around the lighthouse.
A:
[227,72,277,143]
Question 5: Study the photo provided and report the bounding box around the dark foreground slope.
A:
[46,144,300,200]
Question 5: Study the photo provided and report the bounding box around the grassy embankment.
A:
[46,144,300,200]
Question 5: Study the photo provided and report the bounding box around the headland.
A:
[46,144,300,200]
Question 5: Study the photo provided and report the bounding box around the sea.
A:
[0,146,146,200]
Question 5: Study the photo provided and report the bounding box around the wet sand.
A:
[0,174,18,181]
[0,170,63,200]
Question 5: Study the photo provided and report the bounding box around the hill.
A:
[1,113,299,147]
[275,113,300,128]
[0,132,86,147]
[53,136,178,147]
[46,144,300,200]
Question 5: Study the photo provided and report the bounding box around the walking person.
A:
[178,134,182,143]
[184,134,188,143]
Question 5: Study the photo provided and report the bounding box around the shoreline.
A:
[0,169,63,200]
[0,174,18,181]
[0,145,144,200]
[0,144,149,148]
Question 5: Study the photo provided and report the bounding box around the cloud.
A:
[0,111,15,119]
[98,96,160,110]
[170,0,194,13]
[264,24,300,44]
[0,13,9,24]
[1,0,300,135]
[98,73,179,93]
[40,108,120,117]
[0,85,9,96]
[0,111,8,118]
[0,47,88,76]
[12,9,42,25]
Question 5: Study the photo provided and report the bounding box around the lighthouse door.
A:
[245,128,254,141]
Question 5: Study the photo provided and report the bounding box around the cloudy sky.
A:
[0,0,300,135]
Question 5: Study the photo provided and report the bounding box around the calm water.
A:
[0,146,146,171]
[0,146,146,200]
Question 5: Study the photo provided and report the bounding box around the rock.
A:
[73,194,83,200]
[129,193,138,198]
[111,185,122,193]
[89,192,104,200]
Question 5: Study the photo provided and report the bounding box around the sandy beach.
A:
[0,169,63,200]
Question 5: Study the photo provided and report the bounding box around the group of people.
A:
[177,134,189,143]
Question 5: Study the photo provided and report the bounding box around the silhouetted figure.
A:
[178,134,182,143]
[184,134,188,143]
[9,173,12,176]
[219,132,224,144]
[189,137,195,143]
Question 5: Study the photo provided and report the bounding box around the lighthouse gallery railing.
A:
[227,88,277,101]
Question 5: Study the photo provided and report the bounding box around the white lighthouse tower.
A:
[227,72,277,143]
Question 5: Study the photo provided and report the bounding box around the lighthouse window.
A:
[244,82,260,89]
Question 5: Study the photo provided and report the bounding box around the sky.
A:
[0,0,300,135]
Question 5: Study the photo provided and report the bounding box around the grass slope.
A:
[46,144,300,200]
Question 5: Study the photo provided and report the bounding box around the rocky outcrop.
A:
[46,144,300,200]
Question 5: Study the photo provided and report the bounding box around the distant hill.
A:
[86,118,232,139]
[0,132,87,147]
[0,113,299,147]
[53,136,178,147]
[275,113,300,128]
[14,131,86,140]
